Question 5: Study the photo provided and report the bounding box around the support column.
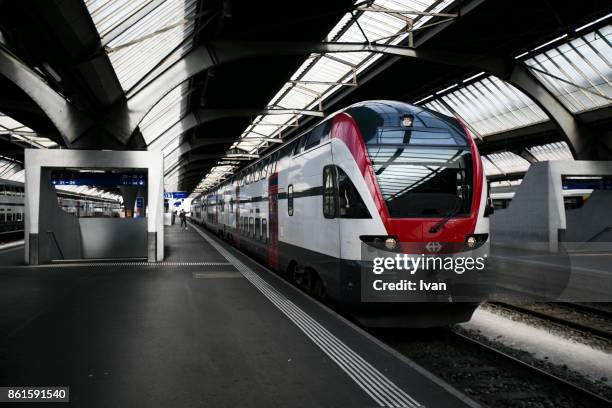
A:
[119,186,138,218]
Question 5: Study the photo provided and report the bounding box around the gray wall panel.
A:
[79,218,147,259]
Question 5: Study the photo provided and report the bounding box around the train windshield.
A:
[365,127,468,146]
[346,101,474,218]
[367,143,473,218]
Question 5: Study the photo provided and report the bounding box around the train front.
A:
[340,101,493,327]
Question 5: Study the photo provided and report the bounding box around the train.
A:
[0,178,122,242]
[190,101,492,327]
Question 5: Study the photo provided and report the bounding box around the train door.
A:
[235,185,240,247]
[321,164,341,258]
[268,172,279,270]
[215,194,219,224]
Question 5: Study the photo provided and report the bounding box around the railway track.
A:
[373,327,612,408]
[450,329,612,407]
[559,302,612,320]
[490,301,612,342]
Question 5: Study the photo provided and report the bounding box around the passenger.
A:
[179,209,187,229]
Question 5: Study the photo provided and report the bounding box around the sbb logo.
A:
[425,242,442,253]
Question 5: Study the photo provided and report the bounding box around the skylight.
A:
[84,0,197,93]
[194,0,459,194]
[0,112,58,149]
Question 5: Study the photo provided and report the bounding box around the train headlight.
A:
[464,234,488,250]
[466,236,477,248]
[385,237,398,250]
[401,114,413,127]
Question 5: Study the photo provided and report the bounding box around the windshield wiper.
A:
[429,197,463,233]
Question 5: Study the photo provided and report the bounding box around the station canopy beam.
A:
[0,48,93,147]
[107,39,598,163]
[148,107,322,152]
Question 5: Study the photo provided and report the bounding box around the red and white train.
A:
[191,100,492,326]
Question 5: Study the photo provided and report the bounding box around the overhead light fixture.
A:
[530,34,568,53]
[435,83,458,95]
[575,13,611,32]
[414,94,434,104]
[463,72,485,83]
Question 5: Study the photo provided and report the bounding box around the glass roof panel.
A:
[0,112,59,149]
[484,152,530,175]
[0,156,23,179]
[198,0,460,191]
[525,26,612,113]
[85,0,197,92]
[527,141,573,161]
[86,0,150,39]
[193,7,605,193]
[423,76,548,136]
[228,0,454,152]
[139,82,191,145]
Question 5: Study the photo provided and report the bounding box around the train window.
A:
[336,167,370,218]
[323,166,338,218]
[262,218,268,243]
[306,121,331,149]
[287,184,294,216]
[0,212,4,222]
[254,166,260,182]
[320,121,332,143]
[249,217,254,237]
[294,131,310,155]
[255,218,261,240]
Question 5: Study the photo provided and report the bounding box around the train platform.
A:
[0,223,478,408]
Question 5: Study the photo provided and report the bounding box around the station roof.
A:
[0,1,610,195]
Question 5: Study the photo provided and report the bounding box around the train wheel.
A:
[309,269,326,300]
[284,261,297,280]
[294,267,326,300]
[292,264,307,289]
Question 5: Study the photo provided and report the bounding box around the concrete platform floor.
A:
[0,224,476,408]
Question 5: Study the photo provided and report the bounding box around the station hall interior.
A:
[1,0,612,407]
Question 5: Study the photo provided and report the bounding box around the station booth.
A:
[24,149,164,264]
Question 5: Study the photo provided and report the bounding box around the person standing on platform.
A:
[179,209,187,229]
